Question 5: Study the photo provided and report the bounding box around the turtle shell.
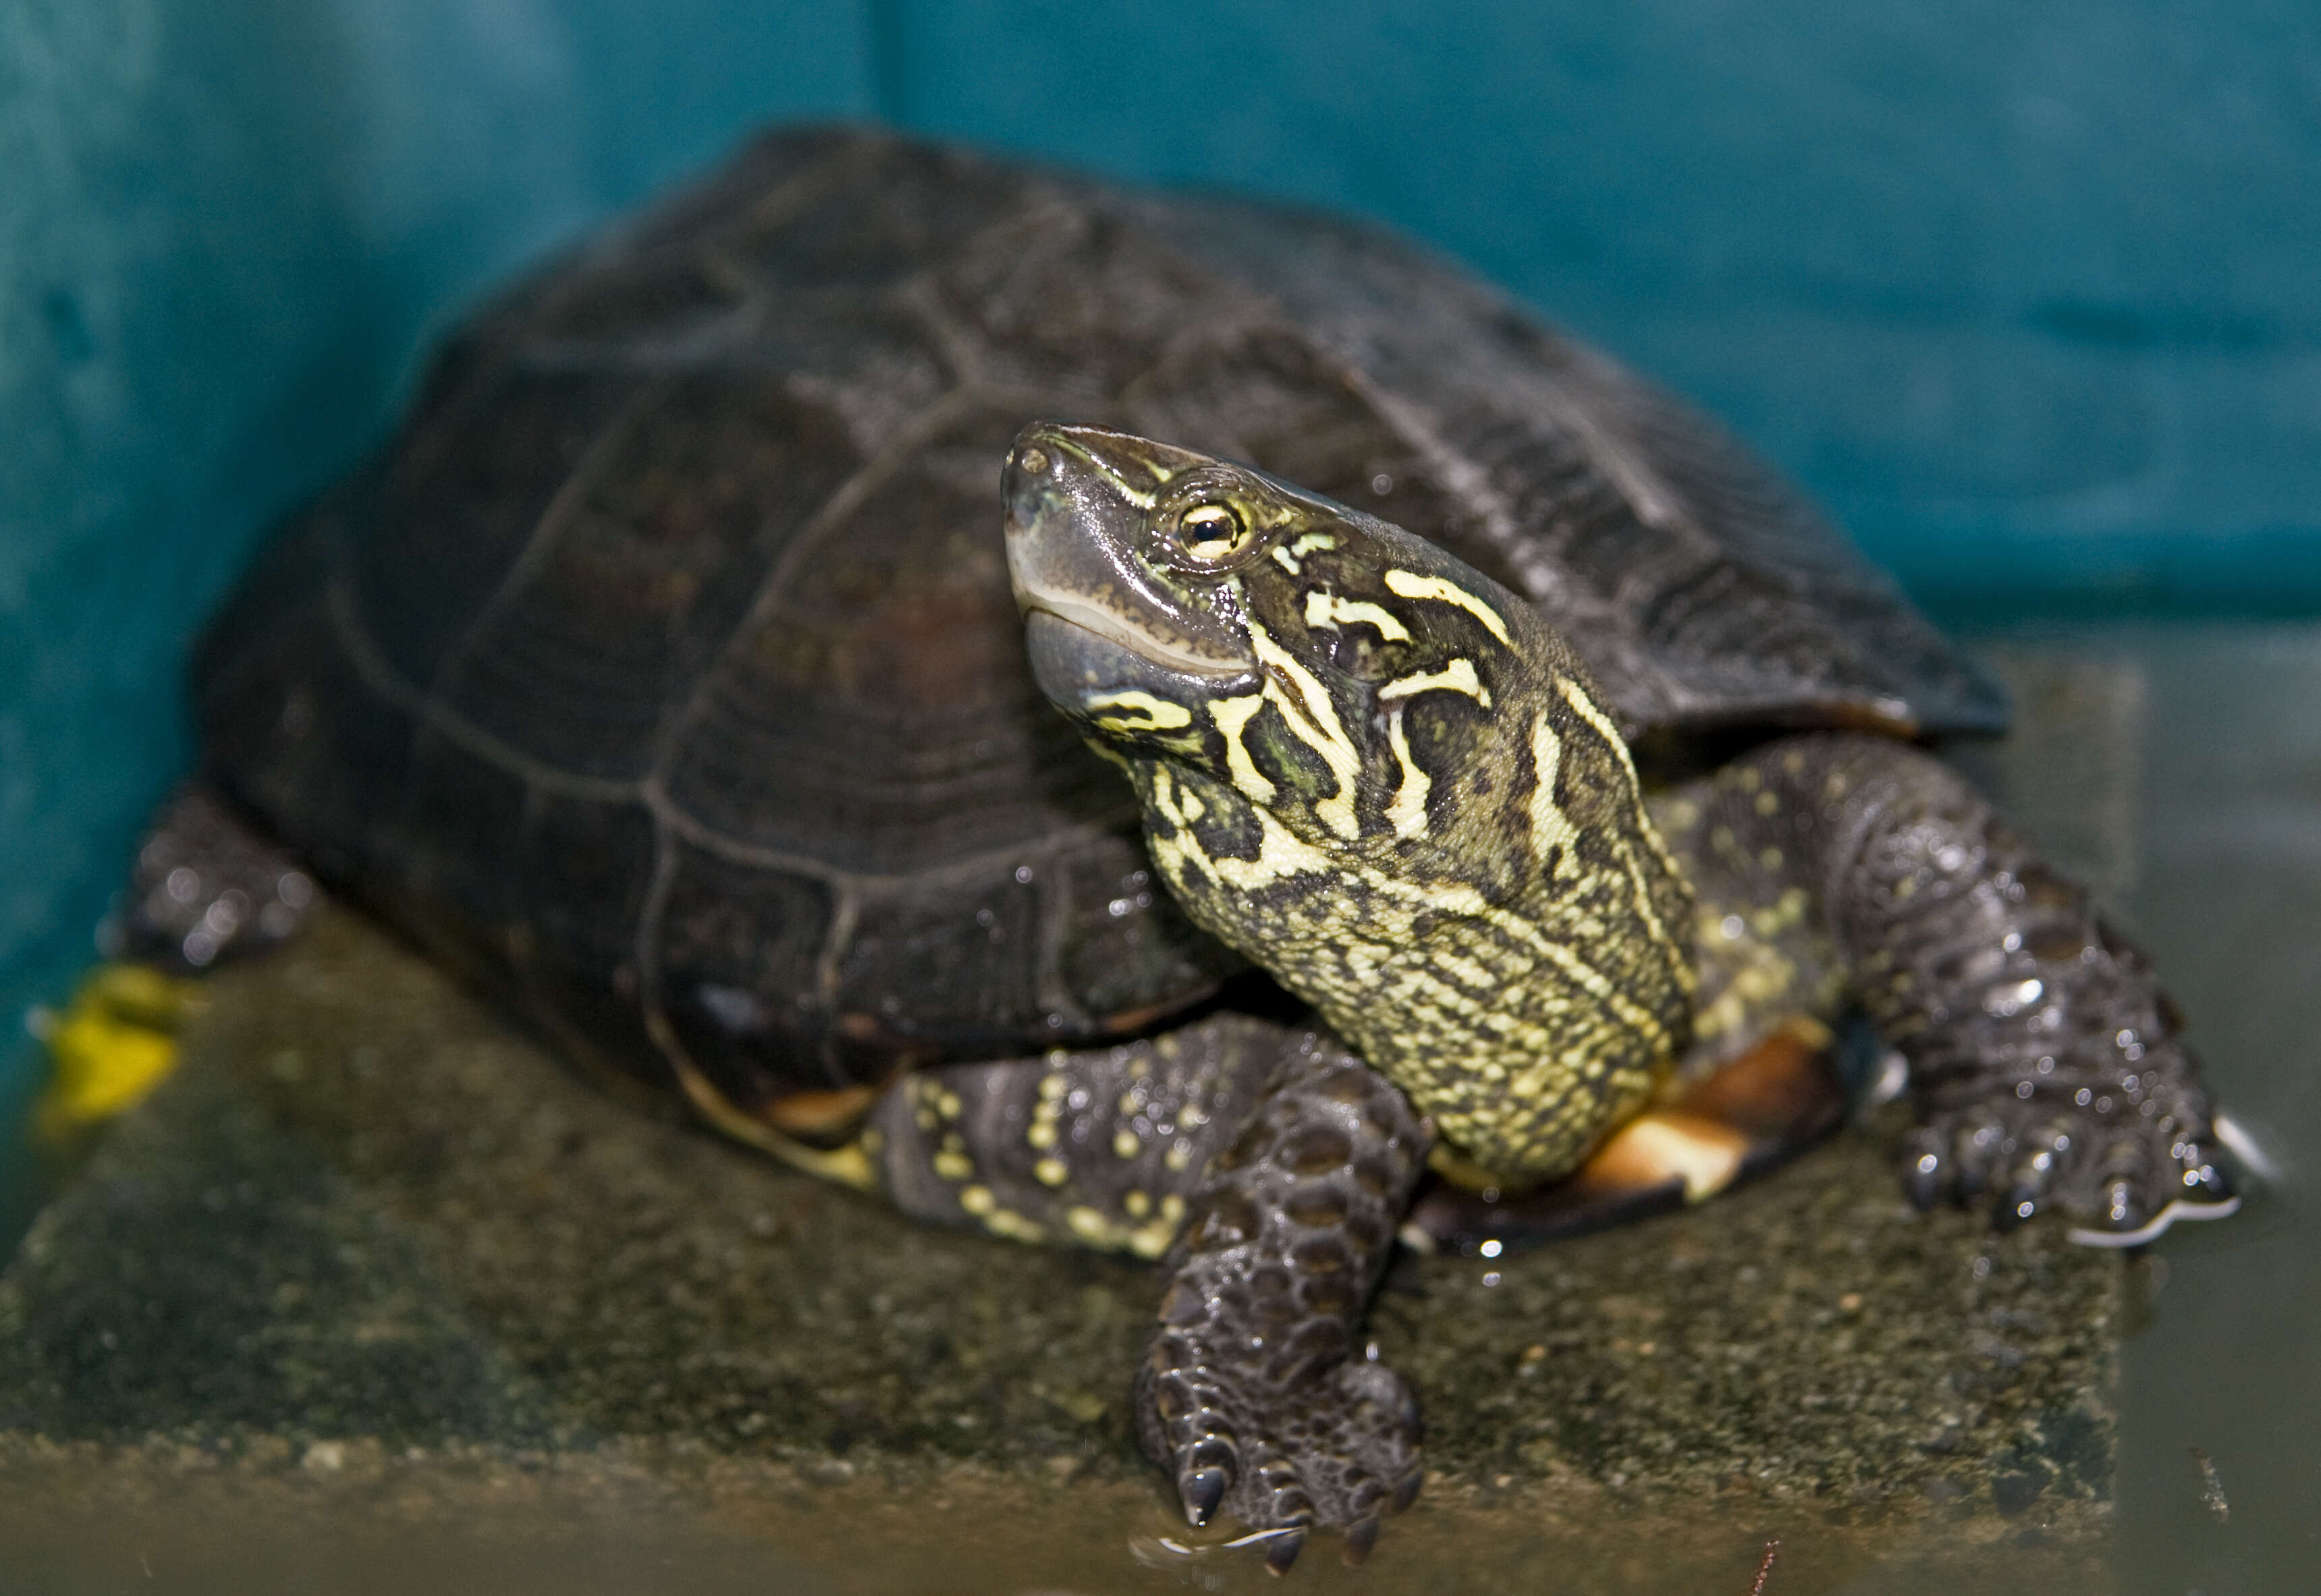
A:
[194,126,2004,1123]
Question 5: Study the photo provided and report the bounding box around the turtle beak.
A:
[1002,422,1251,680]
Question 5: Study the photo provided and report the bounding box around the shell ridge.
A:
[636,383,987,802]
[415,374,669,750]
[323,566,639,805]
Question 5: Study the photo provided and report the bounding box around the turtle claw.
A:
[2098,1177,2148,1236]
[1994,1186,2038,1231]
[1902,1129,1945,1211]
[1179,1463,1230,1528]
[1138,1352,1421,1566]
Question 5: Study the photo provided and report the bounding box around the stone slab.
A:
[0,896,2122,1592]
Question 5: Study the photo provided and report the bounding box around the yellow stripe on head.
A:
[1085,688,1193,735]
[1382,569,1513,646]
[1377,658,1490,707]
[1303,590,1413,642]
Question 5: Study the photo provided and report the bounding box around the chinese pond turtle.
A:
[141,126,2235,1569]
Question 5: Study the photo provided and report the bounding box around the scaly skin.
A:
[1660,734,2231,1232]
[1135,1033,1427,1570]
[870,1012,1293,1256]
[869,1019,1429,1568]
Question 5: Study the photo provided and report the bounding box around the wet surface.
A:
[3,621,2316,1593]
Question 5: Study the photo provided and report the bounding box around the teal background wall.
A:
[5,0,2318,1104]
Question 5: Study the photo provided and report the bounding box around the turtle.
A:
[117,126,2238,1570]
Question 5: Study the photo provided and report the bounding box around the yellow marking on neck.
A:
[1527,711,1578,878]
[1247,615,1363,841]
[1384,707,1431,838]
[1207,693,1274,803]
[1303,590,1413,642]
[1289,531,1338,557]
[1086,688,1193,735]
[1150,770,1665,1049]
[1556,677,1690,989]
[1151,766,1335,890]
[1272,544,1303,574]
[1557,678,1640,793]
[1383,570,1513,646]
[1377,658,1490,707]
[1081,737,1136,777]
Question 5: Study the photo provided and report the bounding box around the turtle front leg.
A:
[1689,734,2233,1239]
[1137,1033,1428,1570]
[869,1020,1428,1569]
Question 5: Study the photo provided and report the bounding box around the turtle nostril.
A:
[1003,459,1051,541]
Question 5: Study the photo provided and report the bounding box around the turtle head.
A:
[1006,420,1583,879]
[1006,421,1697,1183]
[1006,420,1517,813]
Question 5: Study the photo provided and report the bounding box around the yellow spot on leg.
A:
[983,1209,1046,1242]
[1066,1207,1116,1244]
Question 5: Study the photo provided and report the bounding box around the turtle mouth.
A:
[1014,585,1252,680]
[1022,607,1244,739]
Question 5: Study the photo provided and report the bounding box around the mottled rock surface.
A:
[0,896,2122,1592]
[2,639,2200,1592]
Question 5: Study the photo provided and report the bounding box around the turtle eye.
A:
[1166,499,1255,570]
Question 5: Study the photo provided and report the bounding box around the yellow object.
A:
[29,963,205,1140]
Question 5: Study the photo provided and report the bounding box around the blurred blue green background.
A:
[5,0,2319,1114]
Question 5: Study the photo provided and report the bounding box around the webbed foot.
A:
[1902,1041,2235,1243]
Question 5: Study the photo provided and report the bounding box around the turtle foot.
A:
[1901,1049,2235,1242]
[1137,1349,1421,1571]
[111,782,321,970]
[1132,1031,1429,1570]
